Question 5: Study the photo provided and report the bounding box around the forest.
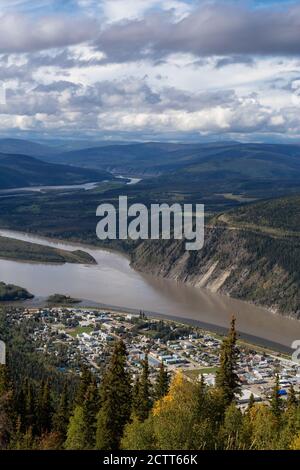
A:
[0,312,299,451]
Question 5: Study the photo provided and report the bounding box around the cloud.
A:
[27,48,105,69]
[1,1,300,142]
[100,0,193,23]
[214,56,255,69]
[95,2,300,63]
[0,13,97,53]
[0,75,298,140]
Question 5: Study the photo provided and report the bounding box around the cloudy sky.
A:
[1,0,300,142]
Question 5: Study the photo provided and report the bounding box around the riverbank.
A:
[3,296,293,355]
[0,228,300,350]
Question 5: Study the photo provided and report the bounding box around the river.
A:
[0,176,141,195]
[0,229,300,351]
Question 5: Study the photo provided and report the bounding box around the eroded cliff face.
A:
[131,227,300,318]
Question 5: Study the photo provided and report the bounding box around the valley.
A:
[0,138,299,334]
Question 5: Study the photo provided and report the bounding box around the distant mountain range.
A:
[40,141,300,178]
[0,151,112,190]
[0,138,138,157]
[1,138,300,197]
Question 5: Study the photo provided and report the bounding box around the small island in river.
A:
[47,294,81,305]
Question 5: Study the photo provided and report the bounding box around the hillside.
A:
[217,195,300,234]
[0,138,137,156]
[131,194,300,318]
[0,153,112,189]
[38,141,300,199]
[0,138,58,158]
[48,141,300,175]
[2,139,300,199]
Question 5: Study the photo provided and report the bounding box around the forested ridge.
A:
[132,194,300,318]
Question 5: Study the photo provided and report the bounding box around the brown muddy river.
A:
[0,228,299,351]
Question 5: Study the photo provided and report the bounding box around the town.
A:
[7,306,300,407]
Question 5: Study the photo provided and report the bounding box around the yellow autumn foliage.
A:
[290,433,300,450]
[153,371,185,416]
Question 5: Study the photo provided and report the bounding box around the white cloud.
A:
[0,1,300,141]
[101,0,192,23]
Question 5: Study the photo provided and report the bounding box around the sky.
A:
[0,0,300,142]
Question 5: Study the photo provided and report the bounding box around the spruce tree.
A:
[132,376,142,417]
[287,384,297,411]
[36,380,53,435]
[52,383,69,445]
[247,393,255,412]
[216,316,240,406]
[195,374,207,420]
[65,406,86,450]
[24,379,36,432]
[270,374,282,420]
[76,365,94,404]
[0,364,15,449]
[154,362,169,400]
[136,354,152,422]
[82,379,99,448]
[0,364,9,396]
[95,340,132,450]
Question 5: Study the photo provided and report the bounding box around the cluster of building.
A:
[8,306,300,404]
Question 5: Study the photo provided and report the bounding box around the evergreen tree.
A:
[82,379,99,448]
[247,393,255,412]
[15,426,35,450]
[195,374,207,420]
[95,340,132,450]
[10,416,24,450]
[0,364,10,395]
[76,365,94,404]
[216,316,240,405]
[154,362,169,400]
[0,364,15,449]
[65,406,86,450]
[23,379,36,432]
[36,380,53,435]
[135,354,152,422]
[270,374,282,420]
[287,384,297,411]
[15,385,26,432]
[65,378,99,450]
[132,376,142,417]
[52,383,69,445]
